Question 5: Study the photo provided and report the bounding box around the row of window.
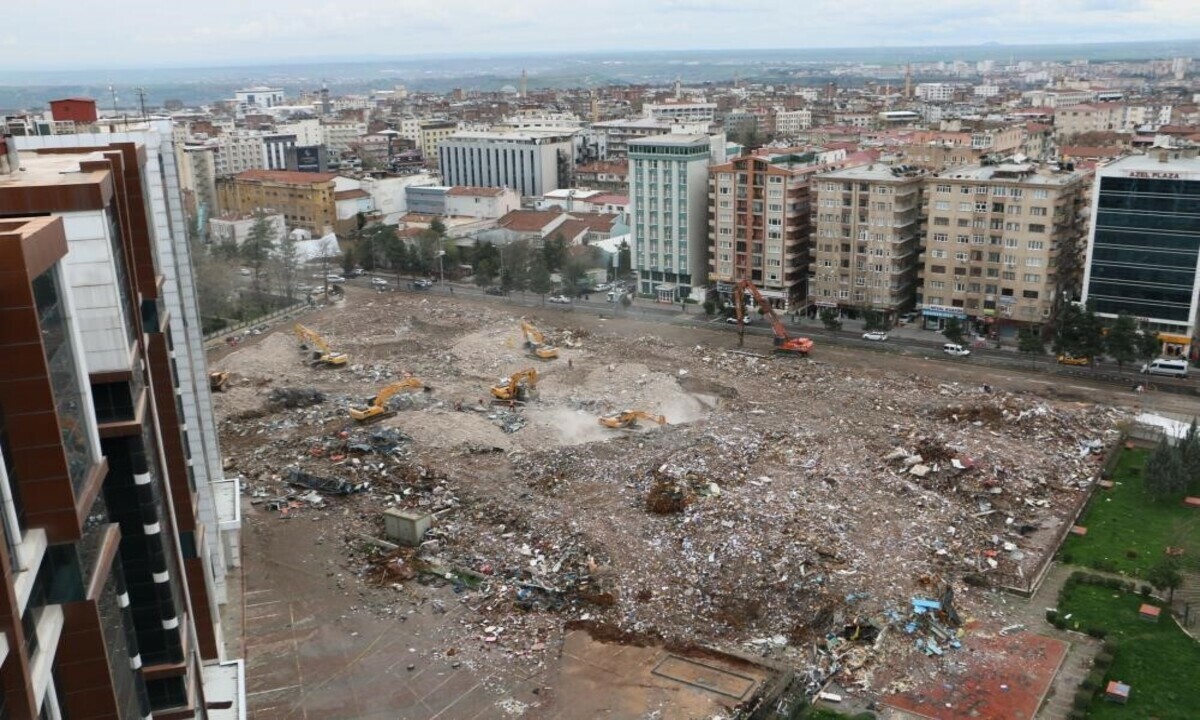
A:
[933,184,1052,199]
[930,233,1046,249]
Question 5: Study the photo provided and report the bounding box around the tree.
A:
[357,223,397,273]
[562,258,588,295]
[1181,420,1200,492]
[272,229,300,303]
[1147,558,1184,604]
[819,308,842,332]
[1144,436,1189,500]
[1105,314,1139,371]
[191,238,238,332]
[429,217,447,238]
[385,235,411,285]
[1053,302,1104,364]
[528,258,552,303]
[240,210,277,297]
[1136,329,1162,367]
[474,257,497,288]
[862,309,887,332]
[541,234,567,273]
[617,240,631,279]
[942,317,965,346]
[1018,325,1045,360]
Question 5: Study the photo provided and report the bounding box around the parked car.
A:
[413,278,434,289]
[862,331,889,341]
[484,287,505,296]
[942,343,971,357]
[371,277,388,287]
[548,294,572,304]
[239,267,252,276]
[1056,353,1090,366]
[349,268,366,277]
[326,274,346,284]
[725,315,753,325]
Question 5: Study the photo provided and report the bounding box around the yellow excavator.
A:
[208,371,230,392]
[294,323,349,367]
[349,378,430,423]
[598,410,668,429]
[490,368,539,403]
[520,319,559,360]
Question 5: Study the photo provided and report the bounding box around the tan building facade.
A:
[708,155,813,311]
[811,165,926,319]
[216,169,337,235]
[918,163,1089,331]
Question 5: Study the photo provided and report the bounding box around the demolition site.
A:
[211,284,1155,720]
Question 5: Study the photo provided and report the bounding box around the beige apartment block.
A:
[811,164,926,320]
[918,163,1088,331]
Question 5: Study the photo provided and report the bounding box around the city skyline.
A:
[6,0,1200,71]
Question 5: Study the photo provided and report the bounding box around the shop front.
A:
[920,304,967,331]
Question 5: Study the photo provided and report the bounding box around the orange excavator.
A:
[490,368,539,403]
[521,319,559,360]
[732,279,813,356]
[598,410,667,429]
[348,378,430,423]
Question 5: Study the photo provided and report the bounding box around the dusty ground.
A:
[215,286,1195,718]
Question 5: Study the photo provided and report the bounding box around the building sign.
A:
[921,304,967,317]
[1127,171,1180,179]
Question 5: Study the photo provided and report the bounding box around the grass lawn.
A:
[1060,448,1200,578]
[1059,582,1200,719]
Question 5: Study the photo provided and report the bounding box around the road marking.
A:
[246,600,282,608]
[248,684,302,697]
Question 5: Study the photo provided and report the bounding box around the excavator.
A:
[349,378,430,423]
[294,323,349,367]
[208,371,230,392]
[490,368,539,404]
[598,410,667,429]
[520,319,559,360]
[732,279,814,356]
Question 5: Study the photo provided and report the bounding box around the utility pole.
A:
[108,85,119,117]
[136,87,148,120]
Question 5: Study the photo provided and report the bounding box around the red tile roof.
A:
[581,193,629,206]
[235,169,338,184]
[334,189,371,200]
[498,209,565,233]
[447,186,505,197]
[1061,146,1124,159]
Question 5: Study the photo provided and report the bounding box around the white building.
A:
[445,186,521,219]
[215,131,267,176]
[321,120,366,159]
[263,133,295,171]
[209,212,286,246]
[644,102,718,124]
[629,133,723,302]
[234,87,285,110]
[277,118,323,146]
[438,130,574,197]
[774,109,813,137]
[916,83,956,103]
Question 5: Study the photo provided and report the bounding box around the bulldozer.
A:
[521,319,559,360]
[294,323,349,367]
[208,371,230,392]
[598,410,668,429]
[490,368,539,404]
[348,378,430,423]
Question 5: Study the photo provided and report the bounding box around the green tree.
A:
[191,238,238,332]
[412,230,441,277]
[562,258,588,295]
[1136,329,1162,367]
[474,257,497,288]
[385,234,411,285]
[1053,302,1104,364]
[1147,558,1184,603]
[862,309,887,332]
[819,308,842,332]
[212,227,241,262]
[357,223,397,272]
[272,229,300,303]
[1145,436,1189,500]
[1180,419,1200,492]
[240,210,277,296]
[541,234,567,272]
[429,217,447,238]
[1018,325,1045,360]
[528,258,552,303]
[617,240,631,278]
[942,317,965,346]
[1106,314,1140,370]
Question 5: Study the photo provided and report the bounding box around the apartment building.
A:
[438,131,574,197]
[418,120,460,160]
[629,134,719,302]
[774,109,813,138]
[708,155,814,311]
[320,120,366,159]
[214,131,267,176]
[216,169,337,235]
[263,133,296,171]
[919,163,1089,332]
[1054,103,1128,141]
[1082,152,1200,357]
[574,160,629,192]
[810,164,926,320]
[0,137,242,719]
[644,102,718,124]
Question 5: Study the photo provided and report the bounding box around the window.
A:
[934,200,950,210]
[975,201,989,212]
[1032,189,1048,199]
[1002,271,1016,281]
[955,251,969,261]
[1028,223,1046,233]
[929,280,945,289]
[1025,257,1043,267]
[933,232,948,242]
[1004,237,1019,248]
[958,202,972,212]
[956,234,969,244]
[936,184,951,193]
[931,249,947,258]
[1023,273,1042,283]
[1027,240,1044,250]
[933,217,949,226]
[1022,290,1039,299]
[1029,206,1048,216]
[957,218,971,227]
[930,265,946,274]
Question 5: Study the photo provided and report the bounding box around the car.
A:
[484,287,505,296]
[295,282,311,292]
[548,294,572,304]
[594,283,611,292]
[325,274,346,284]
[942,343,971,357]
[370,277,389,287]
[1056,353,1090,366]
[725,315,753,325]
[349,268,366,277]
[239,267,252,276]
[413,278,434,289]
[862,331,889,341]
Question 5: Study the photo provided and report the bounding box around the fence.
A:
[203,301,307,343]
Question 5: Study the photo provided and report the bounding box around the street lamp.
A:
[437,250,446,289]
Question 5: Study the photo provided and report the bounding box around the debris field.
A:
[212,288,1124,710]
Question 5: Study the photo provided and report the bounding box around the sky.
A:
[5,0,1200,70]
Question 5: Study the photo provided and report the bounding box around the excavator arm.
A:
[349,378,429,422]
[598,410,668,429]
[490,368,539,402]
[521,320,559,360]
[732,279,813,356]
[294,323,349,366]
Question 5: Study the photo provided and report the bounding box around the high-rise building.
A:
[630,134,724,301]
[707,155,817,312]
[0,132,242,719]
[438,131,574,197]
[811,164,926,320]
[919,163,1089,332]
[1082,151,1200,357]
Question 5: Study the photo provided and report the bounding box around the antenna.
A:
[136,87,148,120]
[109,85,119,116]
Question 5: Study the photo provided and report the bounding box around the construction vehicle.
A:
[598,410,667,429]
[732,279,813,356]
[490,368,539,403]
[521,319,559,360]
[349,378,430,423]
[293,323,349,367]
[208,371,230,392]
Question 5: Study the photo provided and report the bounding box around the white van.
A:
[943,343,971,357]
[1141,358,1189,378]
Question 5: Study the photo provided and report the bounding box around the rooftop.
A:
[1100,152,1200,177]
[938,163,1085,185]
[446,130,575,143]
[235,169,338,184]
[629,133,711,148]
[817,163,924,182]
[447,186,507,197]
